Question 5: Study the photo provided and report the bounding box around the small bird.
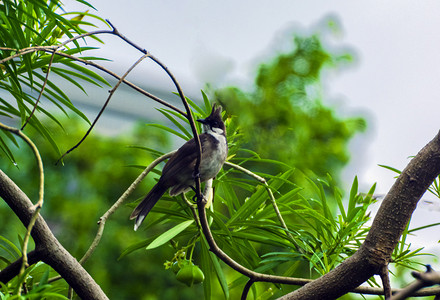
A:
[130,104,228,230]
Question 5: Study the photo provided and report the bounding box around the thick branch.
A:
[0,169,108,300]
[279,131,440,299]
[0,250,41,284]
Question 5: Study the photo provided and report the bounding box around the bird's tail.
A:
[130,184,167,231]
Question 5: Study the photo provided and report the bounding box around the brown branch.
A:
[0,250,42,284]
[49,50,187,116]
[0,169,108,299]
[390,266,440,300]
[278,131,440,300]
[242,279,255,300]
[380,264,392,299]
[0,26,187,122]
[197,188,311,287]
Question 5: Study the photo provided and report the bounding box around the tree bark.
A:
[279,131,440,299]
[0,169,108,300]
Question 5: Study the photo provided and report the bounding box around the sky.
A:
[62,1,440,246]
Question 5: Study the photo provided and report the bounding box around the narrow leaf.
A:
[146,220,194,250]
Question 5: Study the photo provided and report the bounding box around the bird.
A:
[130,104,228,231]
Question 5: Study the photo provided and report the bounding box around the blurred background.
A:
[60,0,440,195]
[2,0,440,299]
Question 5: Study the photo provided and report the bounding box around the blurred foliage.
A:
[214,29,367,185]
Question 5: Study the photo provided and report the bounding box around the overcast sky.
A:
[63,1,440,246]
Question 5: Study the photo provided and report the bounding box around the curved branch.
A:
[242,279,255,300]
[0,250,42,284]
[197,189,311,286]
[0,31,187,117]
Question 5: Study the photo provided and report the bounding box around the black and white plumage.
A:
[130,104,228,230]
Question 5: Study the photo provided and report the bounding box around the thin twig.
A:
[142,51,203,202]
[56,53,150,164]
[0,122,44,295]
[181,193,200,227]
[390,266,440,300]
[79,151,175,265]
[0,28,114,65]
[104,19,204,203]
[48,50,187,116]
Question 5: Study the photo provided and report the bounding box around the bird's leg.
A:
[192,170,201,180]
[190,185,206,204]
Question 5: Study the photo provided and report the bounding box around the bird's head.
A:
[197,104,225,136]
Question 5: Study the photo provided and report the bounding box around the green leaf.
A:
[201,90,212,112]
[200,236,212,300]
[346,176,359,221]
[62,61,111,87]
[157,108,192,140]
[227,168,294,225]
[146,220,194,250]
[378,164,402,175]
[207,240,229,299]
[145,123,189,141]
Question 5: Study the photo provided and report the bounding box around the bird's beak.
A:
[197,118,207,124]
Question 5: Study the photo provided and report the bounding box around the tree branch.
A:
[279,131,440,299]
[390,265,440,300]
[0,169,108,300]
[0,250,42,284]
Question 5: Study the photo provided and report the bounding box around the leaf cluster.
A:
[0,0,108,162]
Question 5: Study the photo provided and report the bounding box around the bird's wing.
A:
[160,134,213,185]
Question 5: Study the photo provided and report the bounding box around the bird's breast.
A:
[200,133,227,181]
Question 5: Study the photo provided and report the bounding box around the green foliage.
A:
[0,236,68,299]
[214,28,366,184]
[0,3,434,298]
[0,0,108,161]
